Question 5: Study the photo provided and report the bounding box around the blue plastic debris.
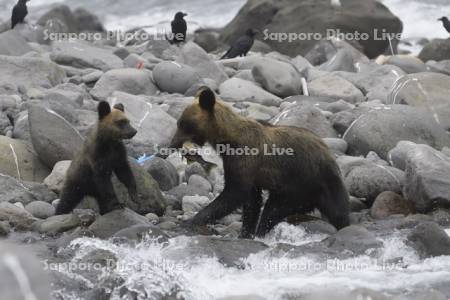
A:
[137,154,154,165]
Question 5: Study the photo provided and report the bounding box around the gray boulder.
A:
[51,40,123,71]
[153,61,201,94]
[0,202,37,230]
[28,105,84,168]
[0,174,56,205]
[221,0,402,58]
[0,55,66,94]
[25,201,56,219]
[90,69,158,101]
[407,222,450,258]
[325,225,383,255]
[219,78,282,106]
[343,105,450,159]
[88,208,149,239]
[387,72,450,131]
[427,60,450,76]
[113,224,169,244]
[271,102,337,138]
[319,48,356,73]
[163,236,268,267]
[419,38,450,62]
[43,160,71,193]
[402,143,450,213]
[0,136,50,182]
[182,195,211,214]
[34,213,80,235]
[370,191,414,219]
[252,58,302,97]
[385,55,428,74]
[141,157,178,191]
[342,159,404,204]
[0,30,33,56]
[177,41,228,85]
[308,74,364,104]
[107,92,177,156]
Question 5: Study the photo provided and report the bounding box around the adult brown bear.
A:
[169,87,350,238]
[55,101,138,215]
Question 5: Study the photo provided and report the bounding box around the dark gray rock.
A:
[25,201,56,219]
[325,225,383,255]
[419,38,450,62]
[153,61,201,94]
[0,202,37,231]
[308,74,364,104]
[163,236,268,267]
[142,157,178,191]
[271,101,337,138]
[34,213,80,235]
[370,191,414,219]
[402,143,450,213]
[0,30,32,56]
[88,208,149,239]
[90,69,158,101]
[28,105,84,168]
[343,105,450,159]
[385,56,428,74]
[113,224,169,244]
[0,174,57,206]
[219,78,282,107]
[407,222,450,258]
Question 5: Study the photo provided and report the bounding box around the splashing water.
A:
[51,223,450,300]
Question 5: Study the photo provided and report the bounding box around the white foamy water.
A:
[51,223,450,300]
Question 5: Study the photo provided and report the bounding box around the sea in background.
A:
[0,0,449,44]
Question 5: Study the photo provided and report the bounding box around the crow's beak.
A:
[183,13,188,17]
[438,18,443,21]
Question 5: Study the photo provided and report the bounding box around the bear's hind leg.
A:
[93,176,123,215]
[255,191,292,237]
[56,181,86,215]
[239,187,262,239]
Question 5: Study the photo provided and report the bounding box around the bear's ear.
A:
[198,87,216,112]
[113,103,125,112]
[98,101,111,120]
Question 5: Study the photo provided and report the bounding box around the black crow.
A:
[170,11,188,44]
[11,0,29,29]
[438,17,450,34]
[221,29,258,59]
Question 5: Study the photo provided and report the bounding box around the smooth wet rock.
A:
[385,55,428,74]
[340,158,404,204]
[34,213,80,235]
[184,162,208,181]
[219,78,282,107]
[90,69,158,101]
[323,138,348,155]
[0,55,66,94]
[271,101,337,138]
[177,41,228,85]
[141,157,178,191]
[43,160,71,194]
[88,208,149,239]
[419,38,450,62]
[166,183,210,203]
[0,136,50,182]
[252,58,302,97]
[308,74,364,104]
[113,159,166,216]
[221,0,402,59]
[370,192,414,219]
[0,202,37,231]
[326,225,383,255]
[344,105,450,159]
[0,174,57,205]
[0,221,10,236]
[107,92,176,156]
[188,175,212,193]
[163,236,268,267]
[51,40,123,71]
[319,48,356,73]
[153,61,201,94]
[402,143,450,213]
[182,195,211,214]
[407,222,450,258]
[25,201,56,219]
[0,30,33,56]
[387,72,450,131]
[28,105,84,168]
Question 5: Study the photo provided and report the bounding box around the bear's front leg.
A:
[93,174,123,215]
[114,159,138,202]
[239,187,262,239]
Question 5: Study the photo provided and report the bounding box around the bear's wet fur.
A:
[170,87,350,238]
[55,101,138,215]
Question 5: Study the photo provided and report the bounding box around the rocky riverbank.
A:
[1,1,450,300]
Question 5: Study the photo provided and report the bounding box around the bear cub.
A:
[169,87,350,238]
[55,101,138,215]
